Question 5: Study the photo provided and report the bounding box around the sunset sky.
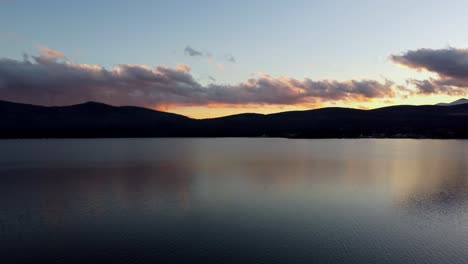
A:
[1,0,468,118]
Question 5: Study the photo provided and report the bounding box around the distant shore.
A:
[1,100,468,139]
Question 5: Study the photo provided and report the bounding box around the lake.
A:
[0,138,468,263]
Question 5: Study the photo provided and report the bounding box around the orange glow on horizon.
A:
[157,94,466,119]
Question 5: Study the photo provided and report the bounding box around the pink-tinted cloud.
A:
[36,45,66,61]
[0,47,400,108]
[176,63,191,72]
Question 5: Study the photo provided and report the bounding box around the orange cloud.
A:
[176,63,191,72]
[36,45,65,61]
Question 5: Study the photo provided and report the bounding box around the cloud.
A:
[184,46,203,57]
[176,62,191,72]
[391,47,468,95]
[406,78,468,96]
[0,47,400,109]
[225,54,236,63]
[203,77,396,106]
[184,45,235,63]
[391,48,468,79]
[36,45,66,61]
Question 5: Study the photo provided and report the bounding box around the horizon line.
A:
[1,98,467,120]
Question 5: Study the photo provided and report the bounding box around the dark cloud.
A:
[407,79,438,94]
[0,48,399,108]
[407,78,468,96]
[391,48,468,95]
[184,46,203,57]
[391,48,468,79]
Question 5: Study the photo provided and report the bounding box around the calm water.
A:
[1,139,468,263]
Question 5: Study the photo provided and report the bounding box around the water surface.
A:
[1,139,468,263]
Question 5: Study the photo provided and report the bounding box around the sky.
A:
[1,0,468,118]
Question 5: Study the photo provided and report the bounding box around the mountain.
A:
[436,98,468,106]
[0,100,193,138]
[1,100,468,138]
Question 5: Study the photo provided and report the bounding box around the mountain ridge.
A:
[436,98,468,106]
[1,99,468,139]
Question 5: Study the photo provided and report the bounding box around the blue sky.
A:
[1,0,468,117]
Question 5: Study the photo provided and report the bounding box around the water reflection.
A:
[0,139,468,263]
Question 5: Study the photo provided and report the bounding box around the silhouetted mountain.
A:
[0,100,193,138]
[1,100,468,138]
[436,98,468,106]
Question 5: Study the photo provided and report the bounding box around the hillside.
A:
[1,100,468,138]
